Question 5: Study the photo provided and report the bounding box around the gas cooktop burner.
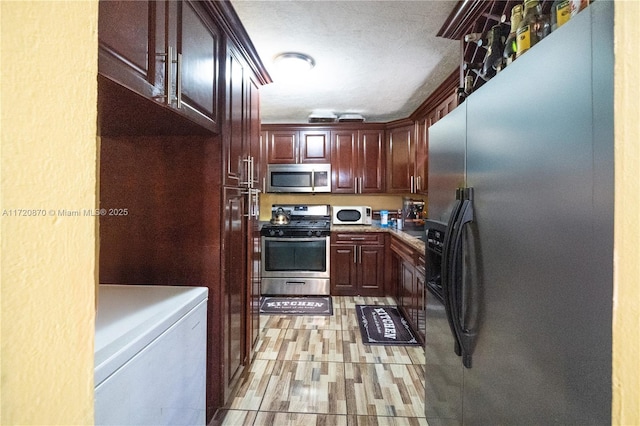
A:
[273,219,330,228]
[262,204,331,237]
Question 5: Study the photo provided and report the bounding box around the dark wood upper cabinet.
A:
[386,123,415,193]
[98,0,220,132]
[98,0,165,99]
[223,44,246,187]
[266,129,297,163]
[331,128,385,193]
[409,71,459,195]
[173,1,221,131]
[299,130,331,163]
[264,126,331,164]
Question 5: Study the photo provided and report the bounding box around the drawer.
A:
[390,236,414,262]
[332,232,385,245]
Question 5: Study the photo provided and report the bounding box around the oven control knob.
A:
[315,230,323,237]
[279,230,284,237]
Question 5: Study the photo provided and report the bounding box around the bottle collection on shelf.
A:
[459,0,590,101]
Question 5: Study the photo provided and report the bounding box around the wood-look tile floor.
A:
[212,296,427,425]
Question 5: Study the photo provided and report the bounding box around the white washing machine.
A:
[95,284,208,425]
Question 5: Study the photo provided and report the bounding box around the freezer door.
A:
[425,103,467,424]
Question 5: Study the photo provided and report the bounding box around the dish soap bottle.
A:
[380,210,389,228]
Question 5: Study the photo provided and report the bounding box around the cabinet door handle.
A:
[167,47,173,106]
[250,156,254,189]
[176,52,182,109]
[353,245,357,264]
[153,48,172,105]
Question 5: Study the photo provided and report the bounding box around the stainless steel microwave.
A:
[266,163,331,193]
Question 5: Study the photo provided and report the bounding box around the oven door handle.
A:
[262,236,328,242]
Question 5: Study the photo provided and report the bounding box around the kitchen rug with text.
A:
[259,296,333,316]
[356,305,420,346]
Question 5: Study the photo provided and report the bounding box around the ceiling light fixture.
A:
[273,52,316,75]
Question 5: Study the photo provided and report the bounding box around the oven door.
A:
[261,236,330,295]
[262,236,329,278]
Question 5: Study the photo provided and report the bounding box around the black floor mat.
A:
[356,305,420,346]
[259,296,333,316]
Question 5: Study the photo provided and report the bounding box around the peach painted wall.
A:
[612,1,640,424]
[0,1,98,424]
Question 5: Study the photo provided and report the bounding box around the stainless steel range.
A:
[260,204,331,295]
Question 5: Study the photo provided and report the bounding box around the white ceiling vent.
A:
[308,112,337,123]
[338,114,365,123]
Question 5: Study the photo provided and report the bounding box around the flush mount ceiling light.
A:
[273,52,316,75]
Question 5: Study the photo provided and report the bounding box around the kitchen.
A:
[1,1,639,425]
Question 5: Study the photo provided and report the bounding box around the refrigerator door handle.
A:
[442,188,465,357]
[451,187,478,369]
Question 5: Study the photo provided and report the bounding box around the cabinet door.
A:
[222,187,246,400]
[415,271,426,340]
[331,131,357,193]
[248,78,262,188]
[98,0,165,99]
[248,218,261,356]
[359,130,385,193]
[223,46,246,186]
[415,116,430,195]
[299,130,330,163]
[176,1,221,131]
[330,245,358,295]
[386,125,415,193]
[267,130,297,164]
[400,259,416,322]
[359,245,385,296]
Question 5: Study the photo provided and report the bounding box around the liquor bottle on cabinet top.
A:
[503,4,523,66]
[515,0,550,58]
[570,0,589,17]
[482,25,506,78]
[551,0,572,31]
[464,32,489,47]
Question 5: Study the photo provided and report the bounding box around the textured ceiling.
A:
[231,0,460,124]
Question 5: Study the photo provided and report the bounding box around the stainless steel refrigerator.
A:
[424,2,614,424]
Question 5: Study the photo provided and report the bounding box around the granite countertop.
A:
[258,221,426,252]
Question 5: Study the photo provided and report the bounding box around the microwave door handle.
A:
[311,169,315,192]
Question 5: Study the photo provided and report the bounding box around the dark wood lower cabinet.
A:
[221,187,247,401]
[390,236,426,341]
[330,232,385,296]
